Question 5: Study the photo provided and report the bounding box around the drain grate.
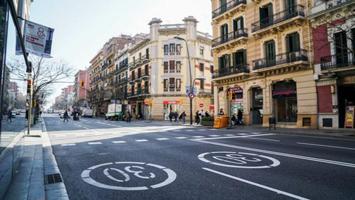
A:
[45,173,63,185]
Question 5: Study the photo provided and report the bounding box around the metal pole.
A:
[184,39,193,125]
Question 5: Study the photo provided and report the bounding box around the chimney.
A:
[183,16,198,40]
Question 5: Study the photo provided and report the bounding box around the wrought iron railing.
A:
[253,49,308,70]
[251,5,305,33]
[320,52,355,70]
[212,0,247,18]
[213,65,249,78]
[212,29,248,47]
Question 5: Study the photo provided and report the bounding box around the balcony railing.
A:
[212,0,247,19]
[212,29,248,47]
[253,49,308,70]
[213,65,249,79]
[311,0,352,16]
[251,5,305,33]
[320,53,355,71]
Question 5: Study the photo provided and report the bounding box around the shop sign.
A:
[144,99,153,105]
[345,106,355,129]
[163,100,180,105]
[199,103,204,108]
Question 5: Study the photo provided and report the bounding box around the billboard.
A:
[16,20,54,57]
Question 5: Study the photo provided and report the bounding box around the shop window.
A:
[323,118,333,128]
[272,81,297,123]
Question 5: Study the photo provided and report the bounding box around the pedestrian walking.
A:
[7,110,12,123]
[179,111,186,124]
[169,112,173,122]
[63,110,69,123]
[174,112,178,122]
[237,109,243,125]
[195,111,200,125]
[126,111,132,123]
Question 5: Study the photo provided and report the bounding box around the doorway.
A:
[251,87,263,125]
[338,85,355,128]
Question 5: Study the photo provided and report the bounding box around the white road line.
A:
[193,136,205,138]
[175,137,187,139]
[237,133,248,136]
[196,140,355,168]
[61,144,76,147]
[297,142,355,151]
[156,138,169,141]
[209,135,220,137]
[195,134,276,141]
[203,168,309,200]
[186,130,194,132]
[112,141,126,144]
[136,139,148,142]
[88,142,102,145]
[209,129,217,131]
[225,134,236,137]
[246,138,280,142]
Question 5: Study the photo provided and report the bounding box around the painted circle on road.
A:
[198,151,280,169]
[81,162,177,191]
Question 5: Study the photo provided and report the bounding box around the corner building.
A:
[211,0,317,128]
[127,17,213,120]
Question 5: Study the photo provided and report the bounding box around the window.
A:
[144,65,149,76]
[200,47,204,56]
[131,85,135,95]
[334,31,348,65]
[218,54,231,72]
[220,24,228,42]
[220,0,227,12]
[133,56,136,64]
[163,79,168,92]
[164,45,169,55]
[264,40,276,65]
[210,65,214,73]
[144,81,149,93]
[131,71,135,80]
[176,79,181,91]
[199,63,204,72]
[169,78,175,91]
[284,0,296,14]
[164,62,169,73]
[260,4,273,28]
[139,53,142,60]
[200,79,205,90]
[138,68,142,78]
[286,32,300,53]
[176,61,181,73]
[176,44,182,55]
[233,49,247,68]
[146,48,150,59]
[169,43,176,55]
[233,17,244,35]
[169,60,175,73]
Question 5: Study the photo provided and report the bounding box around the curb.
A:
[41,119,69,200]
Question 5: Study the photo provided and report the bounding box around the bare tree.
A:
[8,55,74,102]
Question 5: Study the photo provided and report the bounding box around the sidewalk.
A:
[3,119,69,200]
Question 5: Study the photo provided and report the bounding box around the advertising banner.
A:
[345,106,355,129]
[17,20,54,57]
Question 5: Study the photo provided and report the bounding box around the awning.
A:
[163,100,180,105]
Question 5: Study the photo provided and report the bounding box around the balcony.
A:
[310,0,354,17]
[253,49,308,71]
[212,0,247,20]
[130,55,150,70]
[212,29,248,48]
[213,65,249,79]
[320,53,355,72]
[251,5,305,35]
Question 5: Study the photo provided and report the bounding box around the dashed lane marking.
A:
[193,136,205,138]
[156,138,169,141]
[175,137,187,139]
[136,139,149,142]
[88,142,102,145]
[209,135,220,137]
[246,138,280,142]
[61,144,76,147]
[112,141,127,144]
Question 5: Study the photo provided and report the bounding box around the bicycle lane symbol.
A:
[81,162,177,191]
[198,151,280,169]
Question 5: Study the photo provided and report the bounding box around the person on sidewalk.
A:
[195,111,200,125]
[63,110,69,123]
[126,111,132,123]
[237,109,243,125]
[7,109,12,123]
[179,111,186,124]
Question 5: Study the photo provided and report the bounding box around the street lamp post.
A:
[174,36,194,125]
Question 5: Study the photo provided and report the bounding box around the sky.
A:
[7,0,213,107]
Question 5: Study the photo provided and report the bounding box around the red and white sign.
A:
[163,101,180,105]
[199,103,204,108]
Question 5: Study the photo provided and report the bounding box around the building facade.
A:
[126,17,213,120]
[211,0,317,128]
[74,70,90,107]
[310,0,355,128]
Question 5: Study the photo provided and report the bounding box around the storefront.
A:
[272,81,298,123]
[163,100,182,120]
[229,87,243,115]
[338,76,355,128]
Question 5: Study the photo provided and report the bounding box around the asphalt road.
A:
[44,114,355,200]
